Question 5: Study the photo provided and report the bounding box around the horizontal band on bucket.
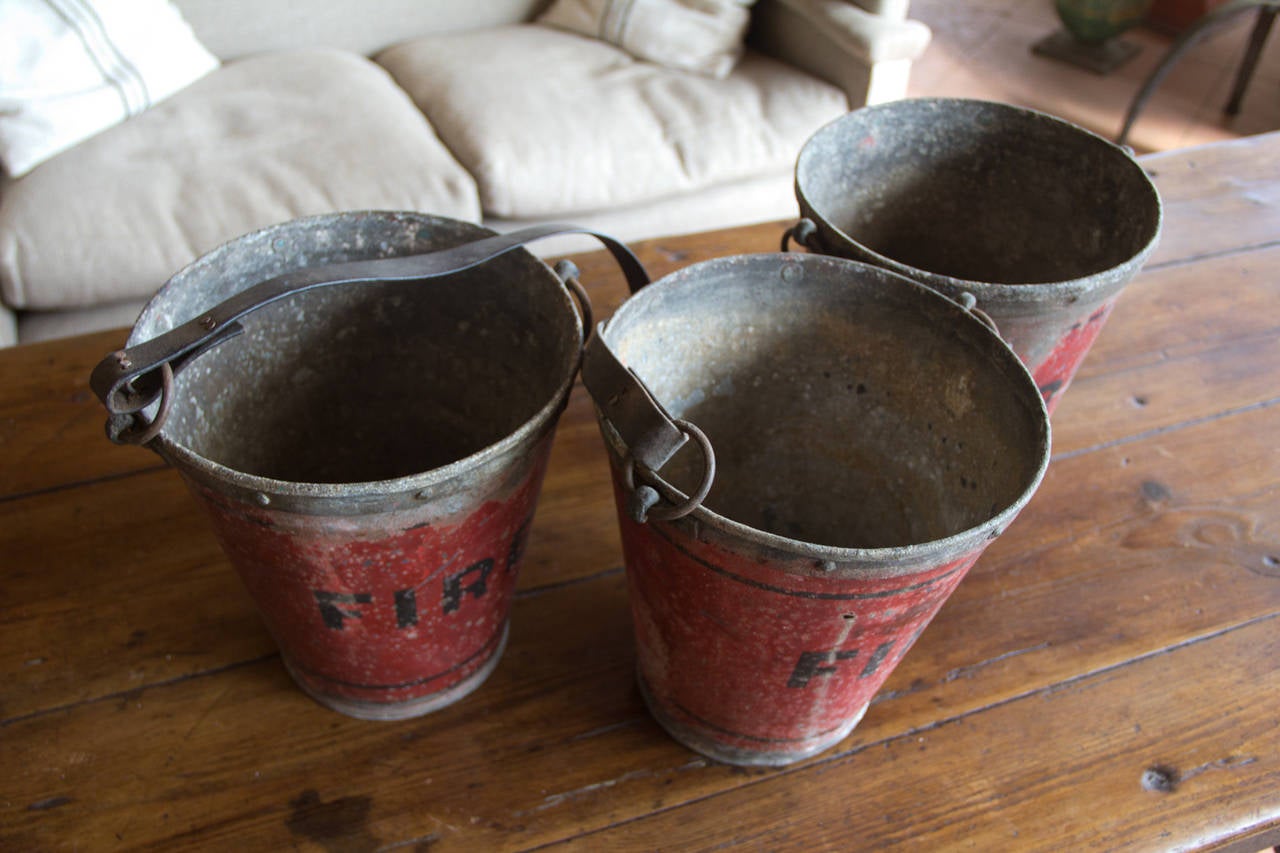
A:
[291,624,504,692]
[668,693,853,746]
[651,524,965,601]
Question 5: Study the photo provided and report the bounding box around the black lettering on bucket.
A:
[506,517,532,574]
[394,588,418,628]
[313,591,372,630]
[442,558,494,614]
[859,641,895,678]
[788,649,860,688]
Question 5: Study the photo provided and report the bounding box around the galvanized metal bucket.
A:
[91,212,646,720]
[582,253,1050,766]
[789,98,1162,413]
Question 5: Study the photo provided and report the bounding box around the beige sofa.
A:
[0,0,930,346]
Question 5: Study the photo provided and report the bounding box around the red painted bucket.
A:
[790,98,1162,413]
[582,253,1050,765]
[91,213,646,720]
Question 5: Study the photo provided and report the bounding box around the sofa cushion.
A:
[0,48,480,312]
[172,0,548,60]
[377,24,847,220]
[538,0,754,78]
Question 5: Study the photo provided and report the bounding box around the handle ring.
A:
[554,259,594,341]
[622,418,716,523]
[113,362,174,445]
[781,218,818,253]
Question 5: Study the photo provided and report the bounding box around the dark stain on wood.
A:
[28,796,73,811]
[286,789,379,851]
[1142,480,1173,502]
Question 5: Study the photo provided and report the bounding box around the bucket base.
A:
[283,624,510,721]
[637,668,867,767]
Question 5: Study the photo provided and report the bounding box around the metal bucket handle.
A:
[581,327,717,526]
[90,223,650,444]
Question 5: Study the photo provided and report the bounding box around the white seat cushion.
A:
[377,24,847,219]
[0,48,480,311]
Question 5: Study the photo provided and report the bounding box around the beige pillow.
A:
[538,0,755,78]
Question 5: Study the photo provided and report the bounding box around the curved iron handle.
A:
[90,223,650,419]
[780,218,819,253]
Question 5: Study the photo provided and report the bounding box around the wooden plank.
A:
[0,329,156,500]
[1051,243,1280,454]
[1076,242,1280,381]
[0,449,626,720]
[553,615,1280,851]
[4,401,1278,849]
[0,471,270,721]
[909,400,1280,720]
[0,573,644,851]
[1140,132,1280,268]
[1055,333,1280,458]
[490,402,1280,847]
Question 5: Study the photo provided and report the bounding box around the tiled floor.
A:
[905,0,1280,154]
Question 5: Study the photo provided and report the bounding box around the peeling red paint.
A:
[1031,299,1116,414]
[189,441,552,716]
[613,477,988,765]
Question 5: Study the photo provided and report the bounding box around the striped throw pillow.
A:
[539,0,756,78]
[0,0,218,177]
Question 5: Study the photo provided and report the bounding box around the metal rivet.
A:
[629,485,661,524]
[200,316,218,330]
[820,560,839,572]
[254,492,271,506]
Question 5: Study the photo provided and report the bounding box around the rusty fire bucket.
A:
[789,98,1162,413]
[90,212,646,720]
[582,253,1050,766]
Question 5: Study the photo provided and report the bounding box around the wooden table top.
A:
[3,131,1279,852]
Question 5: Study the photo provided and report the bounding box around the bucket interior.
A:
[132,214,580,484]
[796,98,1161,285]
[604,256,1047,550]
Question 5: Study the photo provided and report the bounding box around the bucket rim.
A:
[795,96,1164,303]
[129,210,583,504]
[154,375,574,503]
[597,252,1052,573]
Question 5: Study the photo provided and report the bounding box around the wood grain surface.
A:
[2,132,1278,851]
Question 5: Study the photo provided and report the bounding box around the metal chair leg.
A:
[1225,6,1277,115]
[1117,0,1279,146]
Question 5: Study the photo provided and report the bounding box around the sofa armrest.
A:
[750,0,931,105]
